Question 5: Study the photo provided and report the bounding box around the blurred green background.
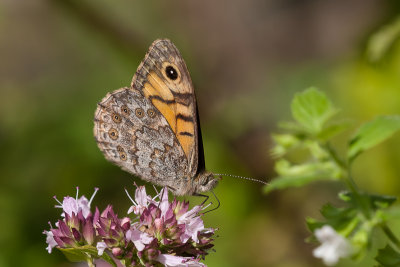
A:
[1,1,400,266]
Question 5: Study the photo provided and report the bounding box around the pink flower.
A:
[44,185,216,266]
[126,228,154,251]
[43,229,57,253]
[54,187,98,219]
[127,185,150,215]
[157,254,206,267]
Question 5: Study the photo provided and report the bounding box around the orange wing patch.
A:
[141,71,195,159]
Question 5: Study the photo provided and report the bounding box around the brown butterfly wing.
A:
[94,87,190,191]
[131,39,201,178]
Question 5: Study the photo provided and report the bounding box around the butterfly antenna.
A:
[213,173,268,185]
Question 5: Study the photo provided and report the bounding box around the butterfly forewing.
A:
[131,39,200,177]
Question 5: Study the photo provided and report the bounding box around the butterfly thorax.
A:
[173,171,218,196]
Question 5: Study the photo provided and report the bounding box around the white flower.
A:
[156,254,206,267]
[96,241,107,256]
[43,230,57,253]
[313,225,353,266]
[126,228,154,251]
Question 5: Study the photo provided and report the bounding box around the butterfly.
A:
[94,39,218,196]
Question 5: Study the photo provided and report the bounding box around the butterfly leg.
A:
[193,193,209,206]
[194,191,220,214]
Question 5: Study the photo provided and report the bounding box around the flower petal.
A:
[313,225,352,266]
[43,230,57,253]
[96,241,108,256]
[156,254,206,267]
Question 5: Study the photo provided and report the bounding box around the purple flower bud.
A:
[121,217,131,231]
[82,219,95,245]
[112,247,123,257]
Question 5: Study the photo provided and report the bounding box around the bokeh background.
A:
[1,1,400,266]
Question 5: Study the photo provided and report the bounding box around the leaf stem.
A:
[87,257,96,267]
[325,143,371,218]
[382,224,400,249]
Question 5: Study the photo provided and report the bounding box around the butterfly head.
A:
[193,171,219,194]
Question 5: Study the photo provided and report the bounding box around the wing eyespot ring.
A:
[108,128,119,140]
[135,108,144,118]
[119,151,127,161]
[121,105,131,116]
[161,62,181,83]
[147,109,156,118]
[112,113,122,123]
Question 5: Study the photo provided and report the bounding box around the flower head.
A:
[44,186,216,266]
[125,185,216,266]
[313,225,353,266]
[44,187,99,253]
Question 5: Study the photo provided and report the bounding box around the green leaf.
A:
[265,158,343,193]
[382,207,400,221]
[59,247,90,263]
[319,203,359,233]
[264,175,319,193]
[339,191,397,209]
[58,246,117,267]
[100,251,118,267]
[270,133,300,157]
[291,88,337,134]
[317,120,351,141]
[376,245,400,267]
[274,159,342,179]
[348,115,400,161]
[367,16,400,62]
[306,217,325,233]
[263,173,334,193]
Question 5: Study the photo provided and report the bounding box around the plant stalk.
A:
[382,224,400,250]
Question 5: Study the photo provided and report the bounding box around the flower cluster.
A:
[44,186,216,267]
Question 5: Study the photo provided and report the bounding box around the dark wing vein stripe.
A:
[176,113,194,122]
[171,91,193,99]
[149,95,176,104]
[179,131,194,136]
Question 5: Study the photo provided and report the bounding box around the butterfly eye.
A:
[108,128,119,140]
[112,113,122,123]
[165,65,178,80]
[147,109,156,118]
[135,108,144,118]
[121,105,130,115]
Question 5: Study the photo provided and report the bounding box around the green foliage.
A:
[367,16,400,62]
[291,88,338,135]
[59,245,117,267]
[268,87,345,191]
[267,87,400,266]
[376,245,400,267]
[348,116,400,162]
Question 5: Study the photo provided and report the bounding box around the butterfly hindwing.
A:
[94,87,189,189]
[131,39,200,177]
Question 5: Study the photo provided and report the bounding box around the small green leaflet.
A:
[376,245,400,267]
[348,115,400,161]
[291,87,338,135]
[59,246,117,267]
